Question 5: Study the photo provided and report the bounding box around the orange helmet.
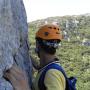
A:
[36,24,62,40]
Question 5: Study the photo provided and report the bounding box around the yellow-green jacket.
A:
[33,61,66,90]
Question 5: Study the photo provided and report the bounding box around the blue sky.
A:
[23,0,90,22]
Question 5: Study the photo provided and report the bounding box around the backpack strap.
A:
[38,62,68,90]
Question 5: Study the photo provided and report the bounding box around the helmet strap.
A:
[35,47,40,58]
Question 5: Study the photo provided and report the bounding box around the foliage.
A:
[28,14,90,90]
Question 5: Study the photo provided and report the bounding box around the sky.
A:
[23,0,90,22]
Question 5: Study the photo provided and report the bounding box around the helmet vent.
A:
[56,32,60,34]
[44,32,49,36]
[54,27,56,29]
[48,27,52,29]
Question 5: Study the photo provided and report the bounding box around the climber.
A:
[4,24,66,90]
[33,24,77,90]
[33,24,66,90]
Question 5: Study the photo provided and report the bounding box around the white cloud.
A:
[23,0,90,22]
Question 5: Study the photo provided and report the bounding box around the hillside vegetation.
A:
[28,14,90,90]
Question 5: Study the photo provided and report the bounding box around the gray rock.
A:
[0,0,32,89]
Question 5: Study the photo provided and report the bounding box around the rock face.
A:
[0,0,32,89]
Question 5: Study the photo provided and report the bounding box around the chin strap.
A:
[35,47,40,57]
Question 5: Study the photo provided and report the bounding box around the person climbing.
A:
[4,24,76,90]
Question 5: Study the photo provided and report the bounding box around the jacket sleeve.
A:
[44,69,66,90]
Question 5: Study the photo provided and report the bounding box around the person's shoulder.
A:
[44,68,66,90]
[45,68,65,80]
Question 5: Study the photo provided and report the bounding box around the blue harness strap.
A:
[38,62,77,90]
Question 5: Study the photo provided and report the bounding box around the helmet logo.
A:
[44,32,49,36]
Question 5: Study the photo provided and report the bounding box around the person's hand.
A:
[4,65,31,90]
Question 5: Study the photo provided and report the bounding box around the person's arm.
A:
[4,65,31,90]
[44,69,66,90]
